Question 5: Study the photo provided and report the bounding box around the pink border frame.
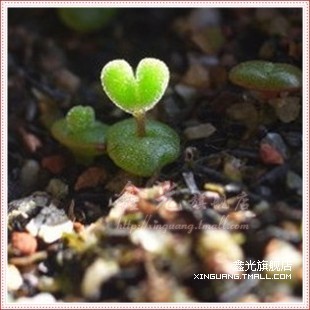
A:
[1,1,309,309]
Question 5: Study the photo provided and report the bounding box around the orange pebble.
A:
[41,155,66,174]
[260,143,284,165]
[73,222,84,233]
[11,232,38,256]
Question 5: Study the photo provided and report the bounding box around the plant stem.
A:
[134,112,146,137]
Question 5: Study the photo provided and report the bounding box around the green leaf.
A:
[66,106,95,132]
[51,106,109,163]
[107,118,180,177]
[100,58,170,114]
[229,60,302,92]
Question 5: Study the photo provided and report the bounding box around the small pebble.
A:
[260,132,288,165]
[268,97,301,123]
[184,123,216,140]
[286,171,302,195]
[38,276,59,292]
[224,183,242,194]
[264,239,302,279]
[260,143,284,165]
[20,159,40,193]
[26,204,73,243]
[15,292,57,303]
[74,166,107,191]
[131,228,172,254]
[81,258,119,300]
[198,230,244,262]
[181,63,210,89]
[41,155,66,174]
[174,84,197,104]
[45,178,69,200]
[7,264,23,291]
[223,156,243,181]
[11,232,38,256]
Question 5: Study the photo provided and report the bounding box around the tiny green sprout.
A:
[58,8,117,33]
[101,58,180,177]
[101,58,169,117]
[228,60,302,127]
[229,60,302,93]
[51,105,109,163]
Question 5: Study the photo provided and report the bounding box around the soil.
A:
[7,8,302,303]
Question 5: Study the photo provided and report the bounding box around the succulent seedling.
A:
[229,60,302,97]
[228,60,302,125]
[51,105,109,163]
[101,58,180,177]
[58,8,117,33]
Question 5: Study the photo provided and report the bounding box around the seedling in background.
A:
[228,60,302,124]
[51,105,109,163]
[229,60,302,97]
[58,8,117,33]
[101,58,180,177]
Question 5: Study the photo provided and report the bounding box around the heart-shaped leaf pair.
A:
[100,58,170,114]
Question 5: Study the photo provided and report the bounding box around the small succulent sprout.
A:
[101,58,180,177]
[101,58,169,115]
[58,8,117,33]
[66,105,95,132]
[51,105,109,163]
[229,60,302,93]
